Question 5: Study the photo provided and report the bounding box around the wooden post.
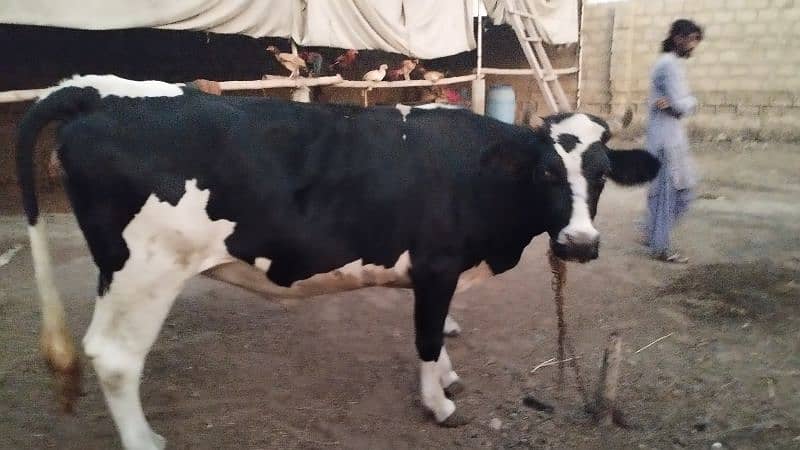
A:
[291,85,311,103]
[476,0,483,79]
[471,78,486,115]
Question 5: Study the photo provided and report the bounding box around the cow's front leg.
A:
[411,263,470,427]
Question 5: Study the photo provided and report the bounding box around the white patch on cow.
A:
[82,179,234,450]
[395,103,412,122]
[549,114,605,245]
[402,134,407,140]
[395,102,462,124]
[412,103,462,110]
[254,257,271,271]
[39,74,184,101]
[420,352,456,422]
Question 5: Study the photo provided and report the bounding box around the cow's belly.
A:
[202,252,495,299]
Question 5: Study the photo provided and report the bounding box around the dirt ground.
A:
[1,141,799,450]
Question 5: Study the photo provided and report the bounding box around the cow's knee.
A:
[84,339,141,395]
[82,292,171,450]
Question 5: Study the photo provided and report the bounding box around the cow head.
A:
[530,112,659,262]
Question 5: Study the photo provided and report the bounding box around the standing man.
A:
[642,19,704,263]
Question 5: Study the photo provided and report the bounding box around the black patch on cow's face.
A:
[581,142,612,219]
[532,150,572,239]
[556,133,580,152]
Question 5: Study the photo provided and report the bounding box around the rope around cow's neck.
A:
[547,249,591,407]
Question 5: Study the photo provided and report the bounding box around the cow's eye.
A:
[542,169,558,182]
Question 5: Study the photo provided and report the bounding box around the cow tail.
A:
[16,86,99,413]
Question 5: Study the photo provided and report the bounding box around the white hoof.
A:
[152,432,166,450]
[123,431,165,450]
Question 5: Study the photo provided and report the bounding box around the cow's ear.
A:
[481,142,533,178]
[607,148,660,185]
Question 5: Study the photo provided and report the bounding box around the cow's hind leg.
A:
[82,266,188,450]
[411,262,470,427]
[438,346,464,398]
[443,314,461,337]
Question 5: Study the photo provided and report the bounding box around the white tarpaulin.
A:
[296,0,476,58]
[1,0,478,58]
[482,0,579,44]
[0,0,298,38]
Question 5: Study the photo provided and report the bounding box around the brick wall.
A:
[580,0,800,141]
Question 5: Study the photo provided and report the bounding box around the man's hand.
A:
[655,97,671,110]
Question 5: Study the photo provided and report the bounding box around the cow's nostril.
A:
[565,230,599,246]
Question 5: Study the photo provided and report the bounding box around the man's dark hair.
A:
[662,19,704,53]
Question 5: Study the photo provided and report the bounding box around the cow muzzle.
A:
[549,238,599,263]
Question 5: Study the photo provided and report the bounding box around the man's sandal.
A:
[655,251,689,264]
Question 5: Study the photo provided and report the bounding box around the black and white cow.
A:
[17,74,658,449]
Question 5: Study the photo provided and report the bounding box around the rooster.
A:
[362,64,388,91]
[266,45,306,79]
[299,51,324,77]
[386,67,405,81]
[400,59,419,80]
[362,64,388,82]
[422,69,445,83]
[329,49,359,74]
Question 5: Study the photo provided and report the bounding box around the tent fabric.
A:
[0,0,576,57]
[0,0,298,38]
[482,0,579,45]
[296,0,476,58]
[0,0,475,58]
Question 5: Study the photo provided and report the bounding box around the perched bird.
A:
[362,64,389,94]
[400,59,419,80]
[440,87,462,104]
[362,64,388,82]
[329,49,359,74]
[363,64,388,91]
[299,51,324,77]
[266,45,306,79]
[386,67,405,81]
[422,69,445,83]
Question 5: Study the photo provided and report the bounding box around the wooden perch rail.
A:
[218,75,343,90]
[332,74,478,88]
[0,73,484,104]
[0,64,579,104]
